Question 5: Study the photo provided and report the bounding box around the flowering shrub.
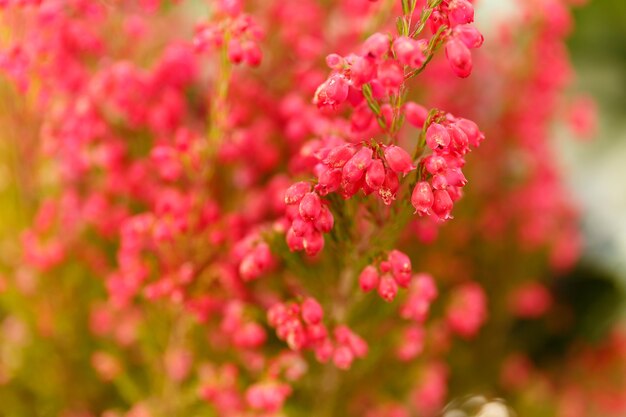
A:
[0,0,623,416]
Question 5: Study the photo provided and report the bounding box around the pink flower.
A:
[404,102,429,128]
[445,39,472,78]
[384,145,415,176]
[301,297,324,325]
[299,192,322,221]
[314,73,349,109]
[359,265,380,292]
[411,182,434,215]
[393,37,426,67]
[388,250,412,288]
[365,159,386,190]
[378,274,399,302]
[426,123,451,150]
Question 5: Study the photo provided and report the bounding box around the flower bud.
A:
[242,41,262,67]
[227,38,244,64]
[314,206,334,233]
[449,124,469,152]
[455,118,484,147]
[384,145,415,175]
[301,297,323,325]
[292,217,314,237]
[323,144,357,168]
[299,192,322,221]
[343,147,373,183]
[359,265,380,292]
[377,60,404,90]
[303,230,324,256]
[432,189,453,220]
[393,36,426,67]
[453,24,484,49]
[445,39,472,78]
[404,102,429,128]
[349,55,376,86]
[325,53,344,69]
[423,155,447,174]
[388,250,412,288]
[432,173,448,190]
[365,159,385,190]
[285,182,311,205]
[378,274,398,302]
[286,228,305,251]
[445,168,468,187]
[333,345,354,370]
[448,0,474,26]
[315,167,342,196]
[363,32,389,59]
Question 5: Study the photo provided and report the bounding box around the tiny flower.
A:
[302,230,325,256]
[455,118,484,147]
[445,168,468,187]
[432,189,454,220]
[378,274,398,302]
[314,73,349,109]
[323,144,357,168]
[363,32,390,59]
[349,55,377,86]
[448,125,469,152]
[315,339,334,363]
[404,102,429,128]
[292,217,314,237]
[415,273,438,301]
[426,123,451,150]
[342,147,373,183]
[227,38,244,63]
[285,182,311,205]
[333,345,354,370]
[453,24,484,49]
[411,181,434,215]
[378,170,400,205]
[431,173,448,190]
[242,41,262,67]
[325,53,344,69]
[286,227,305,251]
[384,145,415,176]
[301,297,323,325]
[445,39,472,78]
[377,60,404,90]
[388,250,412,288]
[393,36,426,67]
[509,282,553,318]
[423,155,448,174]
[315,167,342,195]
[447,0,475,26]
[299,192,322,221]
[447,282,487,338]
[359,265,380,292]
[314,206,334,233]
[365,159,386,190]
[246,382,292,412]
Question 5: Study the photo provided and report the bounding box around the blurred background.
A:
[564,0,626,281]
[483,0,626,316]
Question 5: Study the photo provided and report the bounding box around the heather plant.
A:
[0,0,623,417]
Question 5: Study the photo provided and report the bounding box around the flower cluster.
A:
[268,298,368,370]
